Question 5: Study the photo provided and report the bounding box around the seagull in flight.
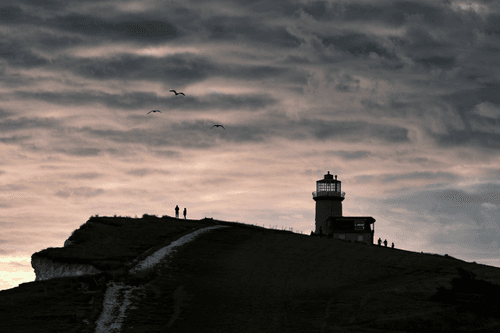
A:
[170,90,185,96]
[147,110,162,114]
[211,124,225,130]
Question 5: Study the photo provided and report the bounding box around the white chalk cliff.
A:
[31,256,102,282]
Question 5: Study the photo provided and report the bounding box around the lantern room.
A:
[312,171,345,198]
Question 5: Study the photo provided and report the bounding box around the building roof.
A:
[325,216,376,223]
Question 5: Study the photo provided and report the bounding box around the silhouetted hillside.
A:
[1,215,500,332]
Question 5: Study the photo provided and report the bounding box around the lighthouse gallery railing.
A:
[312,191,345,198]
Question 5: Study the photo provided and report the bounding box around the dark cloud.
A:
[483,13,500,37]
[0,41,50,68]
[432,129,500,151]
[335,73,360,92]
[0,6,26,22]
[87,126,211,148]
[421,185,500,250]
[14,89,278,112]
[199,93,278,111]
[68,53,212,82]
[322,33,394,58]
[301,1,457,27]
[438,184,500,206]
[54,147,102,156]
[150,149,181,158]
[309,120,409,143]
[40,52,305,86]
[0,117,58,131]
[0,135,31,144]
[355,171,459,184]
[392,1,447,25]
[125,168,171,177]
[0,109,13,118]
[383,183,500,228]
[415,56,455,69]
[442,84,500,122]
[206,15,301,47]
[66,172,102,179]
[55,187,104,198]
[48,14,178,42]
[327,150,371,160]
[20,0,68,10]
[15,90,162,110]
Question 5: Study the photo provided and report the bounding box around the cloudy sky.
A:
[1,0,500,290]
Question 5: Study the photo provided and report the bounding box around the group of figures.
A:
[175,205,187,219]
[378,238,394,248]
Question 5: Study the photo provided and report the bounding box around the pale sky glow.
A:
[0,0,500,291]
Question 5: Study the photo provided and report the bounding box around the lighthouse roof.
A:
[318,171,339,183]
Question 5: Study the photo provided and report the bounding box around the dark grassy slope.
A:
[1,216,500,332]
[121,225,500,332]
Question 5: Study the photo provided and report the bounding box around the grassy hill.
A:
[2,215,500,332]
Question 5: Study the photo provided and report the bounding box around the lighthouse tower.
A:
[312,171,345,234]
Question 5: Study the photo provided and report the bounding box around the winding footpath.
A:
[94,225,229,332]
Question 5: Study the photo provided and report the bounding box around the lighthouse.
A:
[312,171,375,244]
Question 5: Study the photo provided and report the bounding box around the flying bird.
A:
[211,124,225,130]
[147,110,162,114]
[170,90,185,96]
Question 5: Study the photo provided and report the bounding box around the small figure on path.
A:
[378,238,382,246]
[384,239,388,247]
[183,208,187,219]
[175,205,179,218]
[391,242,394,249]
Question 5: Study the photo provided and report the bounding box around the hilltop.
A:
[1,215,500,332]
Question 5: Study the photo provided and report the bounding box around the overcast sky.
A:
[1,0,499,291]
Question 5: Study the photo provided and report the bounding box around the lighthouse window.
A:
[355,221,365,230]
[317,182,340,193]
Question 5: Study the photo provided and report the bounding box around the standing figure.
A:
[183,208,187,219]
[175,205,179,218]
[384,239,388,247]
[319,226,323,238]
[391,242,394,249]
[378,238,382,246]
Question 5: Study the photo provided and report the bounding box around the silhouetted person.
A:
[391,242,394,249]
[319,226,323,238]
[183,208,187,219]
[384,239,388,247]
[378,238,382,246]
[175,205,179,218]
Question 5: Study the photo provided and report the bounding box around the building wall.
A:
[333,232,373,245]
[314,199,342,234]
